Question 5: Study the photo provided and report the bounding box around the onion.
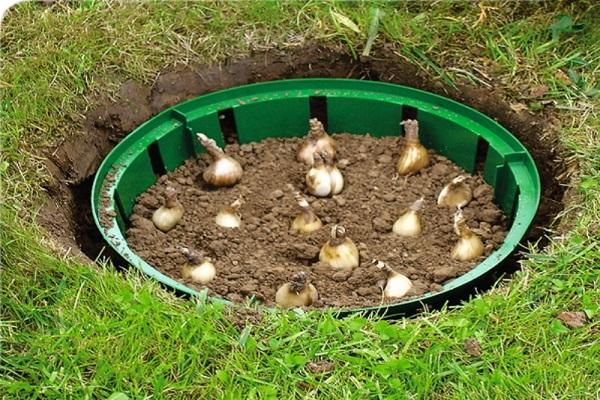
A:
[152,186,184,232]
[179,246,216,284]
[319,225,359,272]
[297,118,336,165]
[275,271,318,308]
[291,191,322,234]
[215,198,243,229]
[437,175,472,208]
[374,260,412,299]
[392,197,424,237]
[197,133,243,187]
[451,209,484,261]
[397,119,429,175]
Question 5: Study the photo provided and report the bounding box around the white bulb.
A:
[437,176,472,208]
[384,273,412,298]
[188,261,216,284]
[374,260,413,299]
[197,133,243,186]
[451,235,484,261]
[152,188,184,232]
[292,213,322,234]
[325,241,359,271]
[451,209,484,261]
[397,120,429,175]
[392,211,421,237]
[319,227,360,272]
[215,211,241,228]
[297,118,336,165]
[306,166,332,197]
[152,206,184,232]
[328,166,344,195]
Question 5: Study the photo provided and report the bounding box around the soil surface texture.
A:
[125,134,507,309]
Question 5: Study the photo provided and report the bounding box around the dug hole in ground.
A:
[39,44,568,312]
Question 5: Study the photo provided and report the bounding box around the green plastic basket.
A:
[91,79,540,316]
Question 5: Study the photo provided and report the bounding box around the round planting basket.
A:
[91,79,540,316]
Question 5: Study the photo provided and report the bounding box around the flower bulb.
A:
[297,118,336,165]
[438,175,472,208]
[197,133,243,187]
[179,246,216,284]
[275,271,318,308]
[215,198,243,229]
[451,209,484,261]
[152,186,184,232]
[306,153,344,197]
[397,119,429,175]
[291,191,322,234]
[374,260,412,299]
[319,225,359,272]
[392,197,424,237]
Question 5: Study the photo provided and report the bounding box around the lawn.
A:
[1,1,599,399]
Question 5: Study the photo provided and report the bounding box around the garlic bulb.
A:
[319,225,359,272]
[152,186,184,232]
[374,260,412,299]
[215,198,243,228]
[451,210,484,261]
[197,133,243,186]
[392,197,424,237]
[275,271,319,308]
[306,153,344,197]
[397,119,429,175]
[297,118,336,165]
[291,191,322,234]
[437,175,472,208]
[179,246,216,284]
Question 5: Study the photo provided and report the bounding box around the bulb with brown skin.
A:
[152,186,184,232]
[451,209,484,261]
[397,119,429,175]
[374,260,412,299]
[291,191,322,234]
[438,175,472,208]
[215,198,243,228]
[179,246,216,284]
[275,271,319,308]
[319,225,359,272]
[297,118,336,165]
[392,197,424,237]
[197,133,243,186]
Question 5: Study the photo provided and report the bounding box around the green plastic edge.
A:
[91,78,541,316]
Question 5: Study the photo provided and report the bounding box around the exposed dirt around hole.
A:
[125,134,507,308]
[39,43,566,286]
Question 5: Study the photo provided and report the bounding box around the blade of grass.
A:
[362,8,384,57]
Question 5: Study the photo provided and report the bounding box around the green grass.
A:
[1,1,599,399]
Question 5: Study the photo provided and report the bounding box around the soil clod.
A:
[464,338,482,357]
[557,311,587,328]
[306,360,336,374]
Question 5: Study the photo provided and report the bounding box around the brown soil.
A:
[38,44,567,308]
[125,134,506,308]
